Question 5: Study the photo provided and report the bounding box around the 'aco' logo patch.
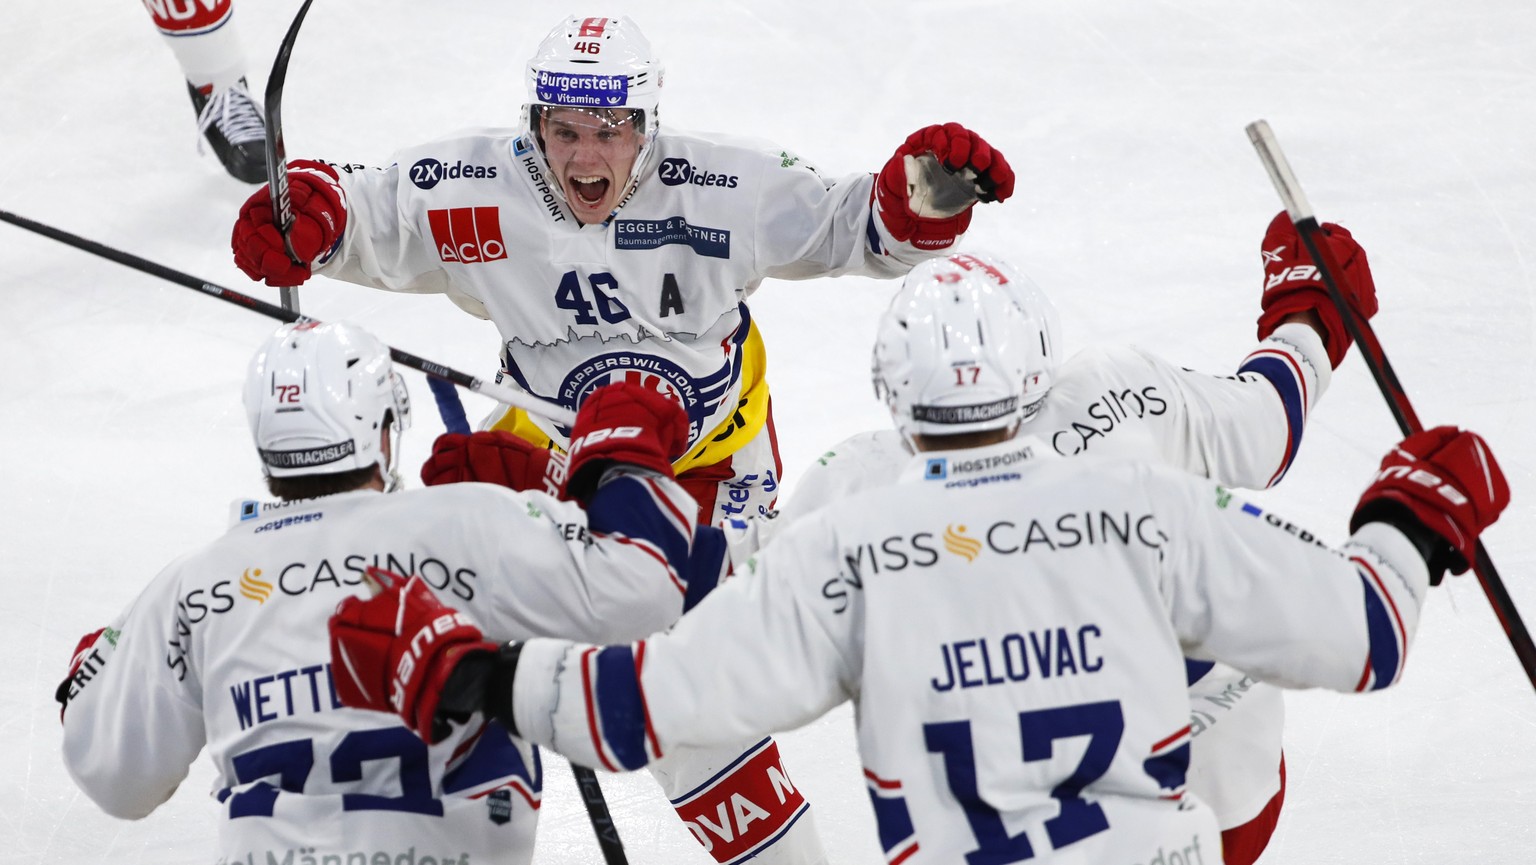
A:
[427,207,508,264]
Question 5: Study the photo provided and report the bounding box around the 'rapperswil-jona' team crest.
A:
[558,350,731,446]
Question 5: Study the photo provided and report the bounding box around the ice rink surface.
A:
[3,1,1534,862]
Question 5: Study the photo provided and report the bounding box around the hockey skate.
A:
[188,78,268,183]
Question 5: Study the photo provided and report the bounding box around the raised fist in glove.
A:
[329,567,497,743]
[1351,427,1508,582]
[1257,211,1377,368]
[422,430,567,496]
[231,159,347,288]
[563,382,690,505]
[875,123,1014,251]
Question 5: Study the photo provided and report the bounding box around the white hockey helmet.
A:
[244,321,412,491]
[521,15,663,204]
[872,252,1061,444]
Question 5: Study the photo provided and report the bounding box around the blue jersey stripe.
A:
[867,787,917,855]
[1238,352,1308,486]
[592,645,651,770]
[1143,742,1191,793]
[865,211,885,255]
[587,476,691,579]
[684,526,728,611]
[1183,657,1216,686]
[1357,574,1402,690]
[442,721,542,796]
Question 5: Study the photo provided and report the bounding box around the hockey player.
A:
[228,13,1015,529]
[140,0,268,182]
[326,272,1508,865]
[759,218,1377,865]
[56,321,719,865]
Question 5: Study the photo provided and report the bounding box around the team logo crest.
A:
[486,789,512,825]
[559,352,721,444]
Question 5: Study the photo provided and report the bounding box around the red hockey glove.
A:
[1351,427,1508,581]
[563,382,690,505]
[231,159,347,288]
[1256,211,1377,368]
[55,627,107,721]
[421,430,567,496]
[875,123,1014,251]
[328,567,497,743]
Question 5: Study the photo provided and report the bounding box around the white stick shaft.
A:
[469,379,577,428]
[1245,120,1316,224]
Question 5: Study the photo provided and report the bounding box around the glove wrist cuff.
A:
[1352,496,1456,584]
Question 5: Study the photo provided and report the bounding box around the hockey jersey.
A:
[744,323,1332,833]
[509,442,1429,865]
[60,473,703,865]
[317,127,934,470]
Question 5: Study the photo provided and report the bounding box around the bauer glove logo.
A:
[390,611,477,712]
[1374,464,1471,507]
[1265,265,1321,291]
[567,425,644,457]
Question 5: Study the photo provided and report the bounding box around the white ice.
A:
[3,1,1534,863]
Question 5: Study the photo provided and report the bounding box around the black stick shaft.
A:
[1246,120,1536,689]
[0,207,575,427]
[572,765,628,865]
[264,0,316,313]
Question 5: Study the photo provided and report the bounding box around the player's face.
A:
[539,108,643,225]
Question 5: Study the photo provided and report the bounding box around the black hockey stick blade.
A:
[264,0,317,313]
[572,765,628,865]
[1245,119,1536,691]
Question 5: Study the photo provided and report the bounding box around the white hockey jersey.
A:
[728,323,1332,833]
[510,442,1429,865]
[317,128,933,468]
[60,473,704,865]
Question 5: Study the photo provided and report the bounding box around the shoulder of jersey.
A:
[385,127,521,165]
[1045,343,1159,394]
[812,429,907,470]
[659,127,817,171]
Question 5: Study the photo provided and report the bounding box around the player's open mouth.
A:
[571,176,609,206]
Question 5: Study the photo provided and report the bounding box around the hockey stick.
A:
[9,203,623,861]
[0,208,575,428]
[263,0,316,314]
[421,349,629,865]
[572,764,628,865]
[1245,119,1536,691]
[262,1,622,850]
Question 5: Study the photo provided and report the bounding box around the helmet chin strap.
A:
[380,419,405,493]
[597,139,659,228]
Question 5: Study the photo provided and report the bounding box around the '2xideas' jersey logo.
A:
[659,157,739,189]
[410,157,499,190]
